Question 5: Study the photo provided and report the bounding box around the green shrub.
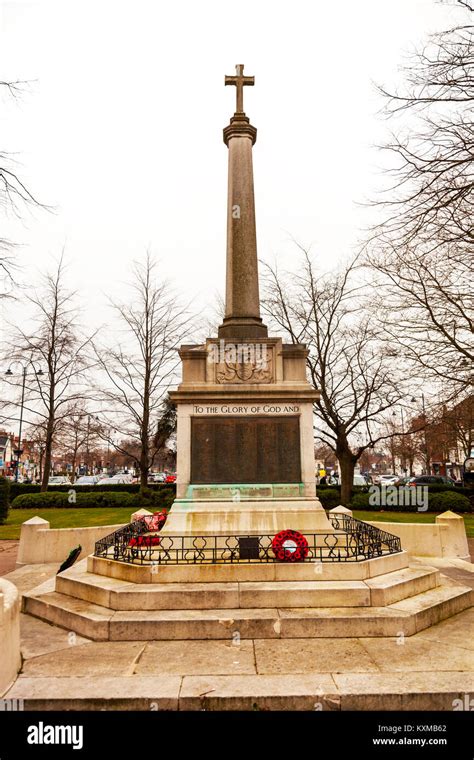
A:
[317,488,342,509]
[12,487,176,511]
[426,484,472,497]
[9,483,41,500]
[9,482,176,500]
[0,476,11,524]
[350,488,472,513]
[427,491,471,513]
[350,492,372,510]
[14,491,137,509]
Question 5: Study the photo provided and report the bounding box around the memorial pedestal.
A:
[167,338,332,536]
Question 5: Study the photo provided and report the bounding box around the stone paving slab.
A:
[415,608,474,650]
[135,640,256,675]
[4,563,58,594]
[19,613,91,660]
[6,675,181,710]
[178,674,340,711]
[0,540,19,576]
[358,635,474,673]
[254,638,380,674]
[21,641,147,677]
[333,671,474,711]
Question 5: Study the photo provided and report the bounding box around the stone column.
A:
[218,114,267,339]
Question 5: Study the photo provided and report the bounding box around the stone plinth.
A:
[168,336,331,535]
[160,496,332,537]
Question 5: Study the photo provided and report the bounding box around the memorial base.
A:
[161,484,332,536]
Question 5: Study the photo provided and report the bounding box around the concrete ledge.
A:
[0,578,21,696]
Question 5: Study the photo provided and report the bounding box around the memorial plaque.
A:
[191,415,301,484]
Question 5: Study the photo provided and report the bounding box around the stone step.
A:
[6,671,473,711]
[391,579,474,633]
[364,566,440,606]
[55,562,440,610]
[24,591,113,641]
[22,580,472,641]
[87,550,411,583]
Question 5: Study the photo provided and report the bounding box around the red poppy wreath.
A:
[128,535,161,548]
[271,530,309,562]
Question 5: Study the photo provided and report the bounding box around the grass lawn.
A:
[1,507,473,540]
[0,508,133,539]
[353,510,474,538]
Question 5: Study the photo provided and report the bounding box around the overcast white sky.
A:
[0,0,459,336]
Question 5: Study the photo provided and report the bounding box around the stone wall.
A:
[0,578,21,696]
[368,511,470,561]
[16,517,126,566]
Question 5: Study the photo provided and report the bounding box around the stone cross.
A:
[225,64,254,114]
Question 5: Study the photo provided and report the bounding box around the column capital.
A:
[223,114,257,146]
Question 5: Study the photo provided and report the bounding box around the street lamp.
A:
[4,362,44,482]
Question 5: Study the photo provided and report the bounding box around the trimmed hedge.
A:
[427,491,471,513]
[423,484,472,497]
[317,488,343,509]
[350,489,472,513]
[0,476,10,524]
[9,482,176,500]
[12,487,176,511]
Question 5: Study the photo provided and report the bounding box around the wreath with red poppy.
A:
[128,511,167,548]
[129,535,161,548]
[271,530,309,562]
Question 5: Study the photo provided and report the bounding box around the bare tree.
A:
[1,79,46,291]
[367,244,473,395]
[443,394,474,460]
[60,407,98,482]
[262,249,411,505]
[24,418,48,482]
[3,256,95,490]
[94,254,189,490]
[367,6,474,393]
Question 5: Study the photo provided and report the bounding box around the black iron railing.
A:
[93,513,402,565]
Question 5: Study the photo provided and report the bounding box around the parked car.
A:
[96,475,133,485]
[408,475,454,487]
[152,472,167,483]
[48,475,71,486]
[165,473,177,484]
[353,474,368,486]
[379,474,400,486]
[74,475,101,486]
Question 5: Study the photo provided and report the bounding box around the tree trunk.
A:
[140,355,151,492]
[41,414,55,492]
[338,449,356,506]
